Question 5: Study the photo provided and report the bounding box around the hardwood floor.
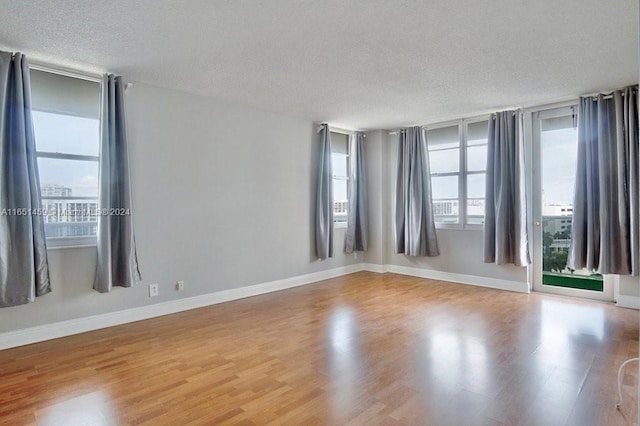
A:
[0,272,637,425]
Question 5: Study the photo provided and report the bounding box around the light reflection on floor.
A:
[36,390,113,426]
[325,306,362,420]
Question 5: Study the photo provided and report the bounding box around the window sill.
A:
[47,244,96,251]
[46,236,97,250]
[435,224,484,231]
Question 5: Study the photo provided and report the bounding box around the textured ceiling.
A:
[0,0,638,129]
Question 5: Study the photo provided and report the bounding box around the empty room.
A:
[0,1,638,425]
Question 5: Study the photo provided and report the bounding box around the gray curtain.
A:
[94,74,141,292]
[568,86,639,276]
[315,124,333,259]
[483,110,530,266]
[345,132,368,253]
[395,126,439,256]
[0,51,50,307]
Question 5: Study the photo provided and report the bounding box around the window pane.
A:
[467,173,486,198]
[38,158,99,198]
[429,148,459,174]
[467,120,489,146]
[333,178,347,223]
[332,153,348,177]
[33,111,99,156]
[466,199,485,225]
[431,175,458,200]
[330,132,348,155]
[38,158,99,238]
[30,69,100,119]
[466,173,485,225]
[467,145,487,172]
[432,199,459,224]
[427,125,459,149]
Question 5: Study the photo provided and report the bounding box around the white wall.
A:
[0,82,363,333]
[363,130,385,266]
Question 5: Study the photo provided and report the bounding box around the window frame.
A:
[30,68,101,249]
[427,115,490,230]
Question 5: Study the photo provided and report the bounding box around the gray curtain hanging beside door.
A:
[568,86,639,276]
[0,50,51,307]
[483,110,530,266]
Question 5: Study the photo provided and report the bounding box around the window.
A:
[427,118,488,228]
[428,125,460,225]
[30,69,101,247]
[465,120,488,225]
[331,132,349,225]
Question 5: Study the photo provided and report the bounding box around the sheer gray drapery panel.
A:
[315,124,333,259]
[0,50,50,307]
[345,132,368,253]
[483,110,530,266]
[94,74,141,292]
[568,86,639,276]
[395,126,439,257]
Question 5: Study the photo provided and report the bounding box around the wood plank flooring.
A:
[0,272,637,425]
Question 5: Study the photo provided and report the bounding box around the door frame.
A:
[527,104,614,302]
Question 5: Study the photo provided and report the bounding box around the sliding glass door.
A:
[531,106,613,301]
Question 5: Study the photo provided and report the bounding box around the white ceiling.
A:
[1,0,638,129]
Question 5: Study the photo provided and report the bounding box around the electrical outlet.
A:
[149,283,159,297]
[176,280,185,291]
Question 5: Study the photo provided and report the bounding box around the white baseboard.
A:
[616,295,640,310]
[0,263,365,351]
[385,265,530,294]
[363,263,387,273]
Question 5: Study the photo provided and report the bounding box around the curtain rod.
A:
[582,85,637,100]
[316,124,366,136]
[386,85,637,135]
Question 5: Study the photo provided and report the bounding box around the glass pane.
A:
[38,158,99,198]
[331,132,348,155]
[432,173,459,224]
[432,199,459,224]
[427,125,459,149]
[466,173,485,225]
[33,111,99,156]
[467,120,489,146]
[466,199,485,225]
[332,153,348,177]
[333,178,348,223]
[467,173,486,198]
[467,145,487,172]
[431,175,458,200]
[429,148,459,174]
[540,123,601,289]
[30,69,100,119]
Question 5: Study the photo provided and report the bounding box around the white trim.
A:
[29,61,103,83]
[0,264,364,351]
[363,263,388,273]
[616,295,640,310]
[385,265,530,294]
